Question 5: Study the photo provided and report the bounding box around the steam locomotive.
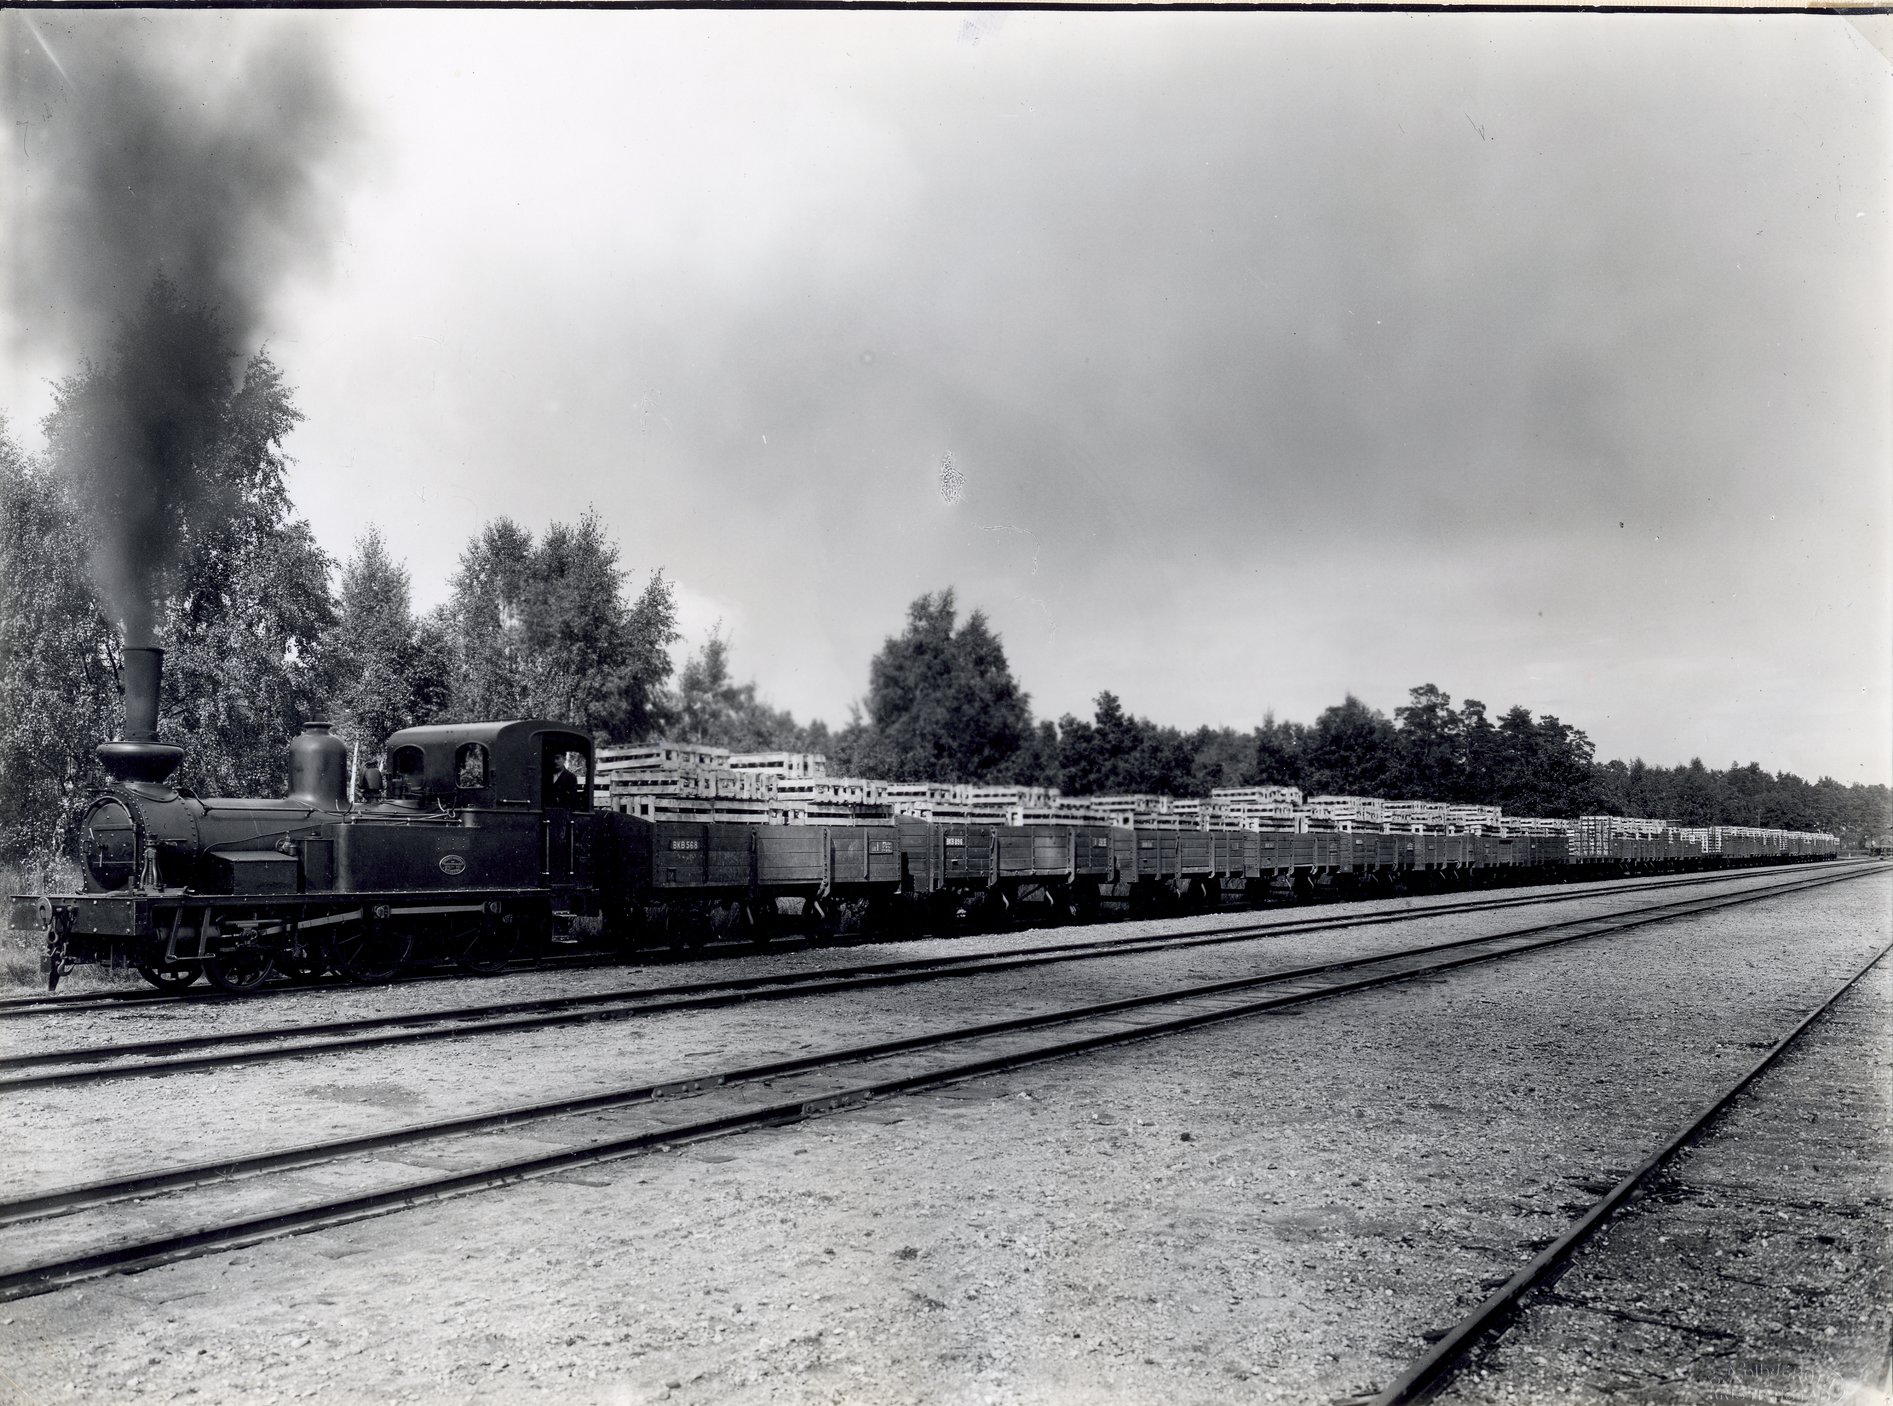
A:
[21,646,1840,994]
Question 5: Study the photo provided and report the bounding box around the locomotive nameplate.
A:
[438,854,467,876]
[436,835,471,852]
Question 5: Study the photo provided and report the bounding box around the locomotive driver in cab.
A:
[548,751,583,808]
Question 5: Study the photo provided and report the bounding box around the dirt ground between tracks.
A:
[0,870,1886,1406]
[1437,960,1893,1406]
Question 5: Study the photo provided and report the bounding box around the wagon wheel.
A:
[674,904,712,951]
[205,939,276,994]
[607,905,653,956]
[328,914,413,985]
[1048,885,1084,926]
[742,900,779,947]
[707,902,748,944]
[134,961,199,993]
[804,896,844,941]
[455,916,518,977]
[1066,883,1103,927]
[924,891,960,937]
[854,896,900,940]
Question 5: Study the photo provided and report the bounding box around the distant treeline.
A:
[782,592,1888,841]
[2,299,1886,879]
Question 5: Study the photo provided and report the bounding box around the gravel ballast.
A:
[0,866,1883,1404]
[1434,956,1892,1406]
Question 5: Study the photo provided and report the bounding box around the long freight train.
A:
[17,647,1841,993]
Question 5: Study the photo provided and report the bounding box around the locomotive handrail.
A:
[196,824,332,857]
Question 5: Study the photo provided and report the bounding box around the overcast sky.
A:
[4,11,1888,783]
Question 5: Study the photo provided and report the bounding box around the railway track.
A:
[0,860,1850,1020]
[1,866,1870,1092]
[0,948,624,1020]
[0,861,1876,1304]
[1366,934,1893,1405]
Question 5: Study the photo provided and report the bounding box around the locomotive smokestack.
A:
[121,646,163,742]
[98,643,184,785]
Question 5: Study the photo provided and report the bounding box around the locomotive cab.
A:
[336,720,596,895]
[372,720,592,811]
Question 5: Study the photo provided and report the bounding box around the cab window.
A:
[387,744,426,799]
[543,741,590,810]
[454,743,490,792]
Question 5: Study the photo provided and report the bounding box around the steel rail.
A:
[0,949,624,1019]
[0,860,1849,1019]
[1367,937,1893,1405]
[0,866,1873,1301]
[0,868,1866,1093]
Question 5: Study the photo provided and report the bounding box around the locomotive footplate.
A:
[36,892,154,939]
[40,889,571,934]
[34,887,585,964]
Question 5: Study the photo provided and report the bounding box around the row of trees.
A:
[679,590,1888,842]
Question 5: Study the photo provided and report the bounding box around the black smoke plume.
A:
[2,12,354,643]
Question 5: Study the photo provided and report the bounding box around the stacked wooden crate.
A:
[892,799,999,824]
[1571,814,1670,858]
[771,775,894,825]
[1051,796,1112,823]
[1570,815,1613,859]
[596,741,732,775]
[726,751,828,780]
[881,781,993,823]
[1705,825,1772,855]
[892,783,1061,823]
[613,795,774,824]
[1444,804,1503,835]
[1209,787,1303,832]
[774,777,885,806]
[1500,816,1567,837]
[772,799,895,826]
[1010,801,1114,826]
[882,782,954,804]
[595,742,760,814]
[595,742,885,823]
[1086,795,1182,829]
[1381,800,1447,832]
[1212,785,1304,807]
[953,784,1057,809]
[1307,796,1387,831]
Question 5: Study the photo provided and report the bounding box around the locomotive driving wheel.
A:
[328,910,412,985]
[277,939,329,984]
[134,961,199,993]
[455,913,518,976]
[205,923,277,995]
